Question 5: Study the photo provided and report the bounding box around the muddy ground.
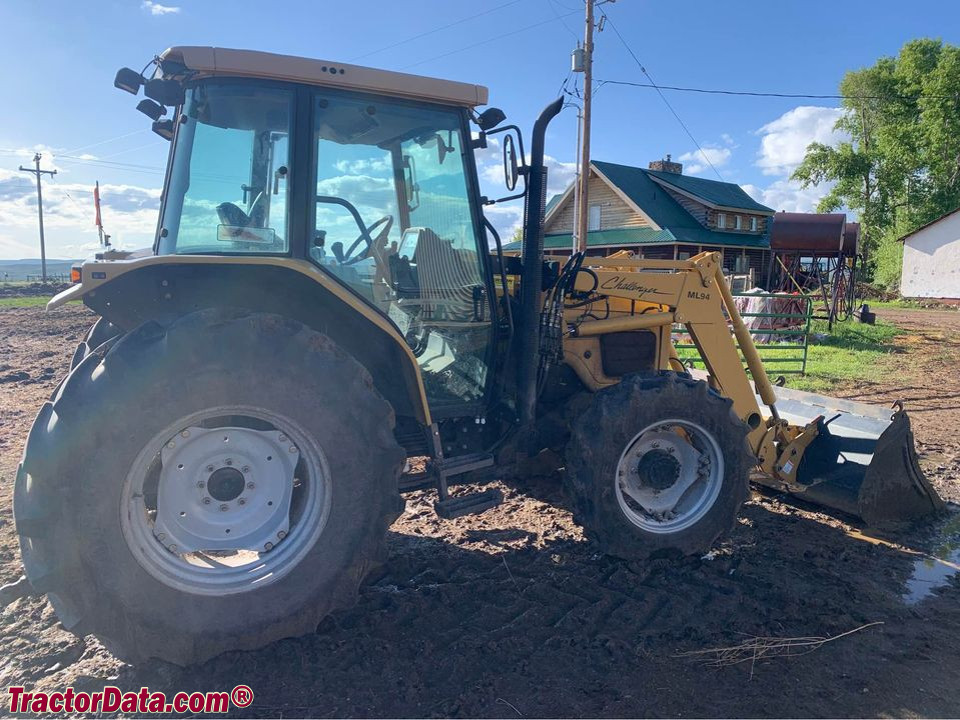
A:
[0,303,957,718]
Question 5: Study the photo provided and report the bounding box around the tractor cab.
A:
[140,47,513,413]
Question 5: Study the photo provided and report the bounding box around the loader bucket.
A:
[765,386,944,527]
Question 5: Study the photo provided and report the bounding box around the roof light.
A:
[114,67,143,95]
[152,119,175,140]
[136,99,166,122]
[144,78,185,107]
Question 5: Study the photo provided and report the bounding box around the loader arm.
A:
[569,252,777,457]
[562,251,943,525]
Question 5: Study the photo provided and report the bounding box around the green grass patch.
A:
[789,318,902,393]
[0,295,52,308]
[676,318,903,394]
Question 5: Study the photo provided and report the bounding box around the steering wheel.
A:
[341,215,394,266]
[316,195,394,266]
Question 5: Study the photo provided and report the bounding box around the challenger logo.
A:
[599,276,670,298]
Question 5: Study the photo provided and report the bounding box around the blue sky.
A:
[1,0,958,259]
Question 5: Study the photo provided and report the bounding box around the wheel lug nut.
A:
[157,533,166,541]
[203,497,212,505]
[168,545,177,553]
[247,481,255,490]
[167,441,175,449]
[180,430,190,438]
[277,530,287,540]
[238,498,246,506]
[264,542,274,551]
[220,503,229,512]
[225,458,233,466]
[278,435,287,443]
[206,465,215,472]
[242,466,250,473]
[197,480,205,488]
[289,446,297,453]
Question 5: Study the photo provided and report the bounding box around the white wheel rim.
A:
[120,405,331,595]
[614,418,724,534]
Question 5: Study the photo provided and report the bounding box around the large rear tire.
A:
[16,309,404,665]
[565,372,753,559]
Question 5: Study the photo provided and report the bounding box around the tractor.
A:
[15,46,943,665]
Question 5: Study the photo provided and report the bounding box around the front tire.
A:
[16,309,405,665]
[565,372,753,559]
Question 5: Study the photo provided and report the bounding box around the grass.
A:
[0,295,52,308]
[788,318,902,393]
[676,317,904,394]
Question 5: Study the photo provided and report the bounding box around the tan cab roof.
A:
[160,46,489,107]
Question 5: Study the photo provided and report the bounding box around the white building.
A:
[899,208,960,300]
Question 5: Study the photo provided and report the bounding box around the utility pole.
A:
[19,153,56,282]
[575,0,595,254]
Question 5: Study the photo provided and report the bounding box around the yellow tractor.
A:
[16,47,942,665]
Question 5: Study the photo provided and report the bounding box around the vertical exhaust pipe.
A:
[517,98,564,427]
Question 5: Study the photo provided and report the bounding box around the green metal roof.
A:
[502,226,768,252]
[544,193,563,217]
[644,168,774,213]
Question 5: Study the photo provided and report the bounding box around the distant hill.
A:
[0,259,80,282]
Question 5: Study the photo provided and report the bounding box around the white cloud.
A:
[142,1,180,15]
[677,146,732,176]
[755,106,846,176]
[741,178,832,214]
[0,174,161,258]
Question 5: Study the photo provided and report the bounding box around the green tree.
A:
[792,39,960,287]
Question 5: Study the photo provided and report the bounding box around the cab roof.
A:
[160,46,489,108]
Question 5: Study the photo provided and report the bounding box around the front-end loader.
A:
[15,47,943,665]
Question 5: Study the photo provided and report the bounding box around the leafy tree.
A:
[792,39,960,287]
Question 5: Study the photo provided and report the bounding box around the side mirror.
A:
[503,134,519,191]
[402,155,420,212]
[481,125,527,205]
[476,107,506,131]
[114,67,143,94]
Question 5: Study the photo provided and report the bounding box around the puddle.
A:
[903,512,960,605]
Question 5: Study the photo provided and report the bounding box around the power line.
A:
[61,128,150,156]
[599,9,724,181]
[593,79,960,101]
[546,0,579,40]
[400,10,579,70]
[350,0,523,62]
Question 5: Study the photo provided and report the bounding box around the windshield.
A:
[158,83,293,255]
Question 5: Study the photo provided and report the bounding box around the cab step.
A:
[398,452,495,492]
[434,488,503,519]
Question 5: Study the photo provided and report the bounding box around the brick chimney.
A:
[649,154,683,174]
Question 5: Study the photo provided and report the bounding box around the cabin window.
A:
[588,204,602,232]
[750,217,758,231]
[734,216,742,230]
[717,213,726,229]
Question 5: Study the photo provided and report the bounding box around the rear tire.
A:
[16,309,404,665]
[565,372,753,559]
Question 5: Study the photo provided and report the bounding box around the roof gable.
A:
[897,206,960,243]
[644,169,774,214]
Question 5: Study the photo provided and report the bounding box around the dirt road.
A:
[0,303,957,718]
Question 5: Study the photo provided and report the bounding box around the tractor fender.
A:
[48,255,431,425]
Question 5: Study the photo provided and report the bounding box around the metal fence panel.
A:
[674,292,812,376]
